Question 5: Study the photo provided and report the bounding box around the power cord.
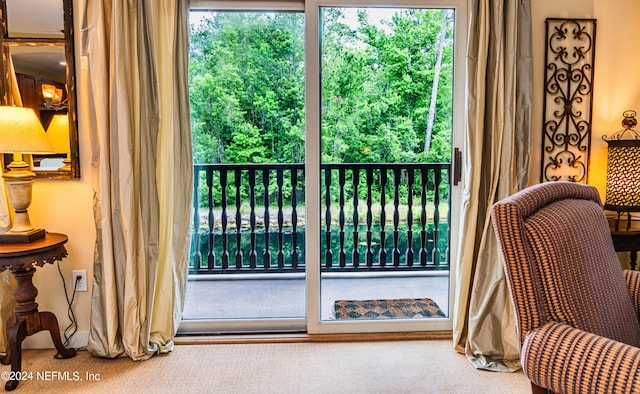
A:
[57,261,79,348]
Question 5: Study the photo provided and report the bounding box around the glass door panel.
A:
[308,4,463,333]
[183,10,307,332]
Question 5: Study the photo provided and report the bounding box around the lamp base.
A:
[58,157,71,172]
[0,228,46,244]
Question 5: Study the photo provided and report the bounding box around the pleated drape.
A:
[80,0,193,360]
[452,0,532,371]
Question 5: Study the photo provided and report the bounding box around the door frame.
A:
[304,0,467,334]
[180,0,466,335]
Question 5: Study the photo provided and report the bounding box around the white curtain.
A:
[453,0,532,371]
[80,0,193,360]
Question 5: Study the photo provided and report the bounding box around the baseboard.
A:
[16,329,451,348]
[174,330,453,345]
[22,330,89,350]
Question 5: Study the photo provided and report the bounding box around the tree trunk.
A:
[424,11,449,154]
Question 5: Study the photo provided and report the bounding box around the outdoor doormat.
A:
[334,298,446,320]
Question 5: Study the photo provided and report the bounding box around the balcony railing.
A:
[191,163,451,274]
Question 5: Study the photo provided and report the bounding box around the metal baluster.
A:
[378,168,387,267]
[234,169,243,270]
[445,165,452,267]
[432,168,441,266]
[187,162,450,277]
[338,168,346,267]
[392,168,401,266]
[191,168,202,273]
[206,168,215,271]
[291,168,299,269]
[249,169,257,269]
[324,168,333,268]
[419,167,428,266]
[263,169,271,269]
[405,168,415,266]
[220,169,229,270]
[365,168,374,267]
[352,168,360,267]
[277,168,285,269]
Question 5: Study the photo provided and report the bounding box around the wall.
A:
[529,0,594,183]
[590,0,640,195]
[530,0,640,194]
[18,0,640,348]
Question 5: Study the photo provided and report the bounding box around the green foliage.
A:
[189,12,305,165]
[188,10,454,270]
[189,7,455,211]
[320,8,454,164]
[189,9,454,167]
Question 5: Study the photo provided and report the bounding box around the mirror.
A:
[0,0,79,178]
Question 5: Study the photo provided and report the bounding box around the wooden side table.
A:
[607,214,640,270]
[0,233,76,391]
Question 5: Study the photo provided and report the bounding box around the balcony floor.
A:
[183,272,450,322]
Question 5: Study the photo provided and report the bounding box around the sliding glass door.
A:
[180,0,465,335]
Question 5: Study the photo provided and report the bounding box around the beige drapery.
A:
[452,0,532,371]
[80,0,193,360]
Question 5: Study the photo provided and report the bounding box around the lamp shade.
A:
[41,84,56,100]
[0,106,53,154]
[53,88,63,103]
[604,139,640,212]
[45,114,70,154]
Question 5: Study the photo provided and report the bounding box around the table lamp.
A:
[603,110,640,230]
[0,106,54,243]
[45,114,71,171]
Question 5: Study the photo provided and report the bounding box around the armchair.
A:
[491,181,640,394]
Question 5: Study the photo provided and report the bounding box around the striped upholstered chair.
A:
[491,181,640,394]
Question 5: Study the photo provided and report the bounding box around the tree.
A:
[320,8,454,164]
[189,8,455,166]
[424,10,452,154]
[189,12,305,165]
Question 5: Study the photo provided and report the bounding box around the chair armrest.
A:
[522,321,640,394]
[625,270,640,319]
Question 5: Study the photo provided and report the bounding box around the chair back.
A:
[491,181,640,348]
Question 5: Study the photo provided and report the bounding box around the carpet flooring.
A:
[5,340,529,393]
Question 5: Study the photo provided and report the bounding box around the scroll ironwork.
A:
[541,18,597,183]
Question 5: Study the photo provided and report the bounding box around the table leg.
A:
[4,317,27,391]
[0,316,12,366]
[631,250,638,271]
[40,312,75,359]
[1,268,76,391]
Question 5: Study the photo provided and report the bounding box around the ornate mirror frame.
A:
[0,0,79,179]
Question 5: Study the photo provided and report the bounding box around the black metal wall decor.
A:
[541,18,597,183]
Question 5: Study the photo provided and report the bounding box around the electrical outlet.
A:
[72,270,88,292]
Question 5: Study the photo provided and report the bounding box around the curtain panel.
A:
[453,0,533,371]
[80,0,193,360]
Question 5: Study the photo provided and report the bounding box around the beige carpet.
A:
[7,340,529,393]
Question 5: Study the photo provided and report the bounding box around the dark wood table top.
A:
[607,214,640,234]
[0,233,68,271]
